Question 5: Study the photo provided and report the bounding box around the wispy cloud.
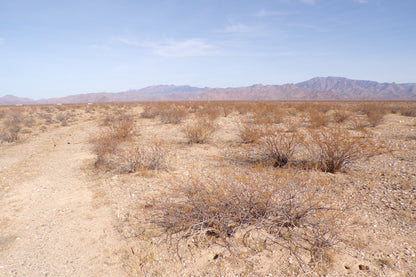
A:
[300,0,316,5]
[117,38,215,57]
[254,9,293,17]
[221,23,253,33]
[149,39,214,57]
[288,23,329,32]
[354,0,368,3]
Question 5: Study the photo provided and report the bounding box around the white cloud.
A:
[129,39,214,57]
[354,0,368,3]
[152,39,214,57]
[300,0,316,4]
[221,23,253,33]
[255,9,292,17]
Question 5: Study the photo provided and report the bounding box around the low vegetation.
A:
[1,100,415,276]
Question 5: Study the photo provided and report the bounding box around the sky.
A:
[0,0,415,99]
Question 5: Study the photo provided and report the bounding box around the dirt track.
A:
[0,122,125,276]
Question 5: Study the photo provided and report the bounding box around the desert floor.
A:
[0,102,415,276]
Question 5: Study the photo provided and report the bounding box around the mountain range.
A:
[1,77,415,105]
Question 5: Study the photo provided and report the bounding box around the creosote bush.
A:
[147,170,342,270]
[237,121,263,144]
[117,142,169,173]
[306,127,379,173]
[182,118,216,144]
[159,105,187,124]
[257,127,298,167]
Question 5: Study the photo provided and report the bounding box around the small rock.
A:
[358,264,369,271]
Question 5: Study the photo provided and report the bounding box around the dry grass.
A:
[182,118,216,144]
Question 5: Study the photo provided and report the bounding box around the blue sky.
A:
[0,0,415,99]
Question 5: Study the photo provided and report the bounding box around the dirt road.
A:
[0,122,125,276]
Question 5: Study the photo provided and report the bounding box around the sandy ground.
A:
[0,121,125,276]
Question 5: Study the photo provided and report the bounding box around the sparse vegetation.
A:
[182,117,216,144]
[1,101,416,276]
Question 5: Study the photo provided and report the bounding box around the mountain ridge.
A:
[1,77,415,105]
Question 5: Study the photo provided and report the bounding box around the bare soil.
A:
[0,120,126,276]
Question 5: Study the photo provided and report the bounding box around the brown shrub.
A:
[140,105,159,119]
[91,129,121,167]
[105,114,135,140]
[400,108,416,117]
[147,170,341,269]
[159,105,187,124]
[237,121,263,144]
[332,110,350,123]
[366,110,385,127]
[116,142,169,173]
[305,127,378,173]
[256,127,298,167]
[182,118,216,144]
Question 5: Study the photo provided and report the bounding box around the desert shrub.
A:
[140,105,159,119]
[305,127,378,173]
[348,116,367,131]
[159,105,187,124]
[256,127,298,167]
[400,108,416,117]
[56,112,71,126]
[0,110,24,143]
[196,102,223,120]
[237,121,263,144]
[182,118,216,144]
[23,117,36,128]
[116,142,168,173]
[91,129,121,167]
[332,110,350,123]
[307,108,328,128]
[92,113,136,166]
[105,113,135,140]
[0,125,21,143]
[366,110,385,127]
[147,171,341,270]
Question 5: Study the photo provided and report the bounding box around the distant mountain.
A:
[167,84,345,101]
[1,77,415,105]
[0,95,36,105]
[296,77,416,100]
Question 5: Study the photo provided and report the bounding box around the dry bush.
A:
[332,110,350,123]
[116,142,169,173]
[196,102,224,120]
[104,113,135,140]
[366,110,385,127]
[159,105,187,124]
[92,113,136,167]
[0,110,24,143]
[305,127,379,173]
[182,118,216,144]
[307,108,328,128]
[0,125,21,143]
[256,127,298,167]
[91,129,121,167]
[23,117,36,128]
[237,121,263,144]
[146,170,342,271]
[140,105,159,119]
[400,108,416,117]
[348,116,367,131]
[55,112,71,126]
[252,102,286,124]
